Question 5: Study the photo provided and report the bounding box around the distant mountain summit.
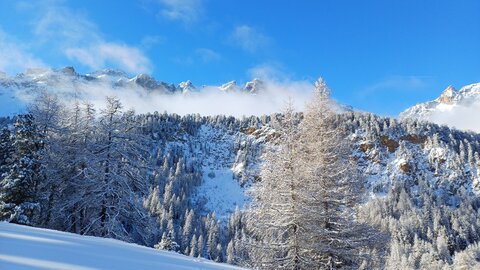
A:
[178,80,196,93]
[436,85,456,105]
[0,67,265,95]
[400,83,480,132]
[0,67,270,115]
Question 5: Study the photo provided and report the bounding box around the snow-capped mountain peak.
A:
[126,73,177,93]
[219,79,265,93]
[59,66,77,77]
[436,85,456,104]
[178,80,196,93]
[220,80,238,92]
[244,78,263,94]
[90,68,129,79]
[400,82,480,132]
[1,67,270,97]
[130,73,158,88]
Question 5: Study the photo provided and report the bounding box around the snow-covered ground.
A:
[188,125,252,220]
[194,169,249,220]
[0,222,247,270]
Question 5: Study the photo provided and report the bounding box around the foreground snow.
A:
[0,222,246,270]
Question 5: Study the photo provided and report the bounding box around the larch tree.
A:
[57,101,99,234]
[246,79,381,269]
[298,78,381,268]
[246,99,306,270]
[28,93,65,227]
[93,97,152,243]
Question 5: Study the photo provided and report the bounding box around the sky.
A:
[0,0,479,116]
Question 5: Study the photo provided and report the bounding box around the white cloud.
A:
[33,5,100,46]
[72,78,313,117]
[140,35,165,49]
[248,63,290,81]
[362,75,431,96]
[65,43,152,74]
[146,81,312,116]
[229,25,270,53]
[428,103,480,133]
[8,1,153,74]
[195,48,221,62]
[157,0,203,24]
[8,64,315,117]
[0,29,45,74]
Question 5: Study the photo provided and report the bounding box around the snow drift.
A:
[0,222,246,270]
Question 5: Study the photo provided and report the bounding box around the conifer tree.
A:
[0,115,42,225]
[246,100,305,269]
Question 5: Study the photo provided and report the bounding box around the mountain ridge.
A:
[0,67,265,95]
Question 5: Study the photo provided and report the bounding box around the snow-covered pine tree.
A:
[182,209,194,250]
[155,231,180,252]
[0,128,13,181]
[198,234,205,258]
[190,234,198,257]
[227,239,235,264]
[0,114,42,225]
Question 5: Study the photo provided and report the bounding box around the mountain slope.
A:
[0,222,246,270]
[400,83,480,132]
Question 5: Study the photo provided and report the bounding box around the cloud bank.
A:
[41,79,313,117]
[5,65,314,117]
[428,102,480,133]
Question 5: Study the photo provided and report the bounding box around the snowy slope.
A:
[164,124,264,220]
[195,168,247,220]
[0,222,247,270]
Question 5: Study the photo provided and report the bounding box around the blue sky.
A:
[0,0,479,116]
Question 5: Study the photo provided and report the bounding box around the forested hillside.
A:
[1,85,480,268]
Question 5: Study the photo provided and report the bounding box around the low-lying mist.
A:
[14,77,315,117]
[429,102,480,133]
